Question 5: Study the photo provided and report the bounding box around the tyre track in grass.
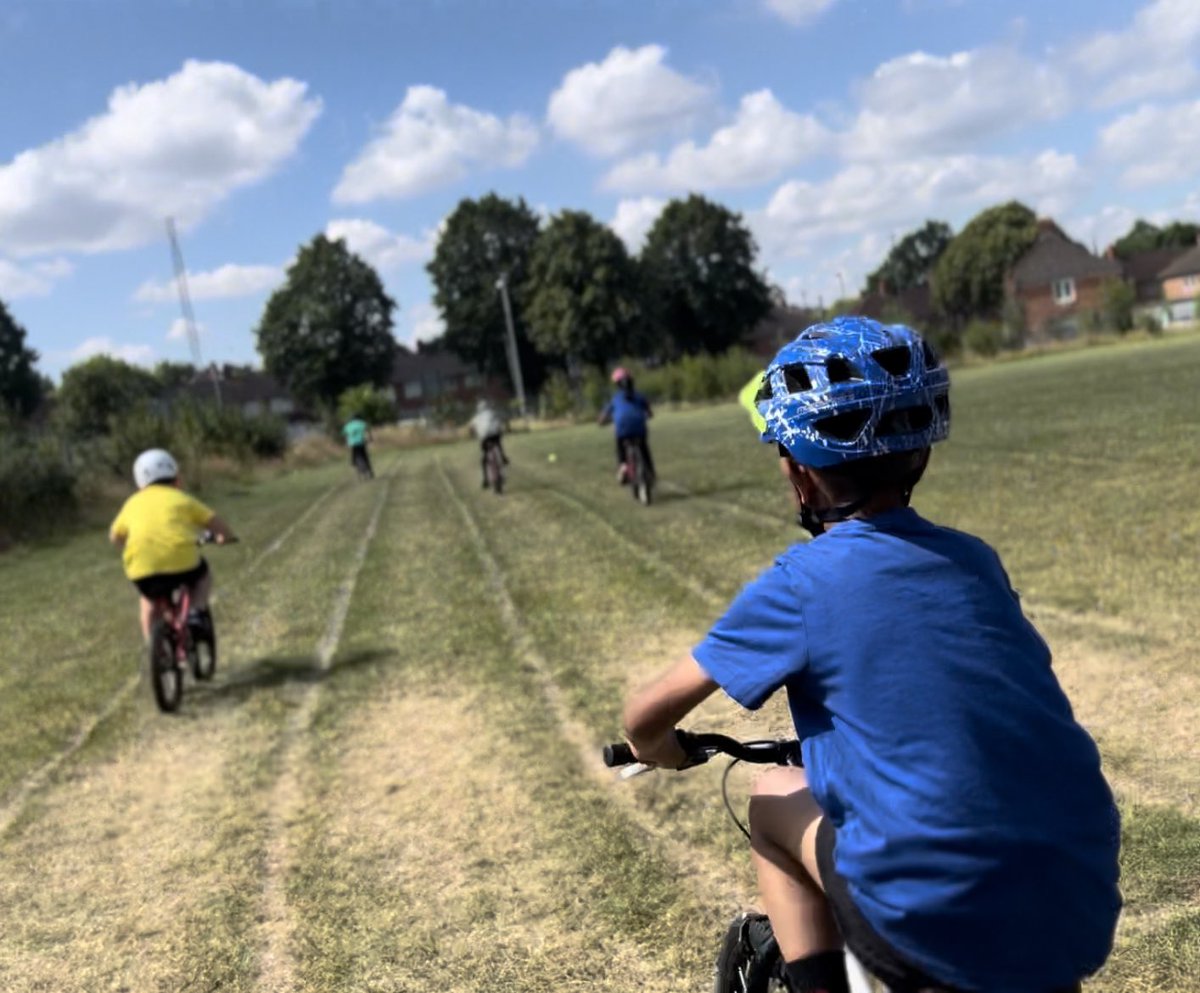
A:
[255,476,391,993]
[0,472,385,993]
[437,458,752,914]
[0,475,352,840]
[279,460,718,992]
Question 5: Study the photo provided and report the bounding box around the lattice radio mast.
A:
[166,217,222,408]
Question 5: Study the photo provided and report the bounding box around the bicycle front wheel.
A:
[713,913,785,993]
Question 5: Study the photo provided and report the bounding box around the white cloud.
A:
[610,197,665,251]
[845,48,1069,160]
[1065,205,1139,255]
[402,302,445,347]
[70,336,154,365]
[763,0,837,27]
[546,45,713,156]
[0,256,73,297]
[603,90,829,192]
[325,218,438,271]
[1099,99,1200,187]
[166,317,206,342]
[0,60,321,256]
[754,150,1081,258]
[333,86,538,203]
[1073,0,1200,107]
[134,263,283,304]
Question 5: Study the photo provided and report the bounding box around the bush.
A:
[1140,312,1164,336]
[0,431,77,543]
[538,370,575,419]
[962,319,1008,357]
[337,383,396,426]
[1102,279,1136,334]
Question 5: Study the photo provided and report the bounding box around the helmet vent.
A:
[813,409,870,441]
[871,346,912,377]
[782,364,813,394]
[825,357,861,383]
[877,405,933,437]
[922,340,940,369]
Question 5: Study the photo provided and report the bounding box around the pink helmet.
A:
[611,366,630,384]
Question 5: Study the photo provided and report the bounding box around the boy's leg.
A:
[480,439,490,486]
[637,434,656,477]
[190,566,213,612]
[749,767,849,993]
[139,596,156,642]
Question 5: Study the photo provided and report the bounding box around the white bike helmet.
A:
[133,449,179,489]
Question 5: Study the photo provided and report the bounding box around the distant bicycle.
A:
[146,531,234,712]
[621,437,654,506]
[484,437,506,495]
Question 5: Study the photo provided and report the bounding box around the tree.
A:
[640,194,772,357]
[1111,219,1200,258]
[57,355,161,436]
[866,220,953,294]
[0,300,45,419]
[427,193,547,392]
[256,235,397,406]
[337,383,396,426]
[152,361,198,393]
[1101,278,1135,333]
[523,210,644,368]
[932,202,1038,325]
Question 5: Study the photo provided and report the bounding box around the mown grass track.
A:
[0,333,1198,991]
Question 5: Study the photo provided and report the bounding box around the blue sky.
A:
[3,0,1198,377]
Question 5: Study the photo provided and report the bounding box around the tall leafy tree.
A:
[932,202,1038,324]
[57,355,161,436]
[256,235,397,405]
[152,360,199,392]
[0,300,44,419]
[866,220,953,293]
[523,210,644,368]
[1111,219,1200,258]
[640,194,772,356]
[427,193,547,391]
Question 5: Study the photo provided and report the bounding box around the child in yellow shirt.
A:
[109,449,236,641]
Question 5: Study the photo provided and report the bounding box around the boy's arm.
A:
[597,400,613,426]
[205,513,238,544]
[109,509,127,548]
[623,655,718,768]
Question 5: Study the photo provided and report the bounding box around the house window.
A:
[464,373,483,388]
[403,380,423,399]
[1052,278,1076,305]
[1184,275,1198,290]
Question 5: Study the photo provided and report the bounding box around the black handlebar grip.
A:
[603,742,635,767]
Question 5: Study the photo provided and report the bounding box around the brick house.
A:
[389,344,508,420]
[1006,220,1123,340]
[745,305,824,357]
[1157,245,1200,325]
[1113,246,1188,313]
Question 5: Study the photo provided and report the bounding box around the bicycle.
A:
[351,445,374,481]
[621,437,654,506]
[145,532,233,713]
[484,437,506,495]
[603,732,887,993]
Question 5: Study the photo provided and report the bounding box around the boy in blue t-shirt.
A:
[598,367,655,484]
[620,317,1120,993]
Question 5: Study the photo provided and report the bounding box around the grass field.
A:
[1,333,1197,992]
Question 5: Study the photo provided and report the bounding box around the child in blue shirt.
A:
[620,317,1120,993]
[598,367,655,484]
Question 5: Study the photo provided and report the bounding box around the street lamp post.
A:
[495,274,528,419]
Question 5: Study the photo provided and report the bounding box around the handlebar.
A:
[603,731,801,770]
[198,530,239,546]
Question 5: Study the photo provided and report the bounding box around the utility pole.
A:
[166,218,221,408]
[495,273,528,419]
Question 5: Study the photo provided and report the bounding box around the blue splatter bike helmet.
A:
[743,315,950,533]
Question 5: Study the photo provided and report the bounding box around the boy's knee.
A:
[749,766,819,844]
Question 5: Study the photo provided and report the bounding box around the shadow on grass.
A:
[185,647,397,711]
